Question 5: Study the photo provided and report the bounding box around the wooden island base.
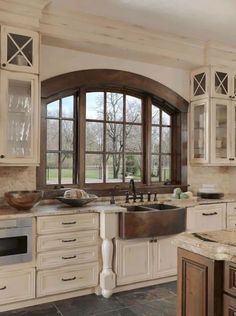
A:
[177,248,236,316]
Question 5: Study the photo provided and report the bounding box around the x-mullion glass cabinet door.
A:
[189,99,209,164]
[0,71,39,164]
[1,25,39,74]
[211,99,231,164]
[230,101,236,164]
[190,68,209,101]
[211,67,231,100]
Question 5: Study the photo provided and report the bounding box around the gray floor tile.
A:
[0,303,60,316]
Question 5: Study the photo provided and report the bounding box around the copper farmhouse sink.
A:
[119,204,186,239]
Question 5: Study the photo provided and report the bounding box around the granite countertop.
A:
[173,229,236,263]
[0,193,236,220]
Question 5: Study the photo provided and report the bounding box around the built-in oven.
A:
[0,218,33,265]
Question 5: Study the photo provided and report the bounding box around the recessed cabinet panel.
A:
[0,71,39,164]
[1,26,39,74]
[189,99,209,164]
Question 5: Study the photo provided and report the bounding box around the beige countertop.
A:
[0,193,236,220]
[173,229,236,263]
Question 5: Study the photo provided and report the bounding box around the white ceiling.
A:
[49,0,236,46]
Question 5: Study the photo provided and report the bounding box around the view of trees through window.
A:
[45,90,171,186]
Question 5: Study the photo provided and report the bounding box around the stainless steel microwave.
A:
[0,218,33,265]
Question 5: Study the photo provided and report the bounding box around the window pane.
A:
[162,127,171,154]
[47,100,59,118]
[86,92,104,120]
[62,96,74,118]
[62,120,74,151]
[125,125,142,152]
[152,105,160,124]
[46,153,58,184]
[106,154,123,183]
[106,93,123,121]
[47,119,59,150]
[126,95,142,123]
[125,155,142,182]
[162,111,171,125]
[152,127,160,153]
[151,155,159,182]
[161,155,171,181]
[61,153,73,184]
[106,123,123,152]
[85,154,103,183]
[86,122,103,151]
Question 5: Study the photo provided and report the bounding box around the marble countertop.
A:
[173,229,236,263]
[0,193,236,220]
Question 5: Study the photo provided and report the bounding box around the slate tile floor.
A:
[1,282,176,316]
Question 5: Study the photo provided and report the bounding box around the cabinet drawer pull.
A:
[0,286,6,290]
[61,276,76,282]
[62,221,76,225]
[229,158,235,161]
[202,212,218,216]
[62,255,77,260]
[62,239,76,243]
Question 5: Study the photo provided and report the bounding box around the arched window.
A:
[38,70,188,194]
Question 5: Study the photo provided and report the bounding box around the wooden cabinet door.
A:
[115,238,152,286]
[190,67,209,101]
[211,67,231,99]
[177,248,223,316]
[153,236,177,279]
[224,294,236,316]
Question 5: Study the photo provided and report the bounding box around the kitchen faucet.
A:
[125,179,143,203]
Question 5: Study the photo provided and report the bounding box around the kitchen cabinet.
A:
[0,268,35,305]
[187,203,226,232]
[226,202,236,228]
[36,213,99,297]
[223,294,236,316]
[189,98,209,164]
[1,25,39,74]
[177,248,223,316]
[191,66,236,101]
[0,70,39,165]
[115,235,177,286]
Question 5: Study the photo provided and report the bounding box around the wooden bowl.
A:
[4,190,43,211]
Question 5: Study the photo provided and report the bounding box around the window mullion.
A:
[103,92,106,183]
[123,94,126,183]
[58,98,62,185]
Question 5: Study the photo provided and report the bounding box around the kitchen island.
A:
[174,229,236,316]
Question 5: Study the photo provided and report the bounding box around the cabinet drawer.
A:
[224,294,236,315]
[224,262,236,297]
[37,262,99,297]
[0,268,35,305]
[37,246,98,269]
[187,204,226,232]
[227,217,236,229]
[37,213,99,234]
[227,203,236,216]
[37,230,98,252]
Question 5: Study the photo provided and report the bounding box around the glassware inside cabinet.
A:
[7,79,32,158]
[215,103,227,159]
[193,104,206,159]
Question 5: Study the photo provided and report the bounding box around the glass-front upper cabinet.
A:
[0,71,39,164]
[189,99,209,164]
[211,99,231,164]
[1,25,39,74]
[211,67,231,99]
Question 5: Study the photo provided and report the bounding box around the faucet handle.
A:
[147,192,151,202]
[125,191,129,203]
[140,192,144,202]
[153,193,157,201]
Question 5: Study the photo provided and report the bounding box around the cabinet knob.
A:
[229,158,235,161]
[0,155,5,159]
[2,63,6,67]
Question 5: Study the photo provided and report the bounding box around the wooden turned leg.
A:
[100,238,115,298]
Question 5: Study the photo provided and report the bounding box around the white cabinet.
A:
[153,236,177,279]
[189,99,209,164]
[187,203,226,232]
[1,25,39,74]
[115,238,152,285]
[0,71,39,164]
[115,236,177,286]
[191,67,236,101]
[36,213,99,297]
[0,268,35,305]
[226,202,236,228]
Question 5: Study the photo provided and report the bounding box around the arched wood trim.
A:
[41,69,188,113]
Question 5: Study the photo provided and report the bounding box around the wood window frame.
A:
[38,69,188,196]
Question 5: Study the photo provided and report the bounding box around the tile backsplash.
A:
[0,167,36,197]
